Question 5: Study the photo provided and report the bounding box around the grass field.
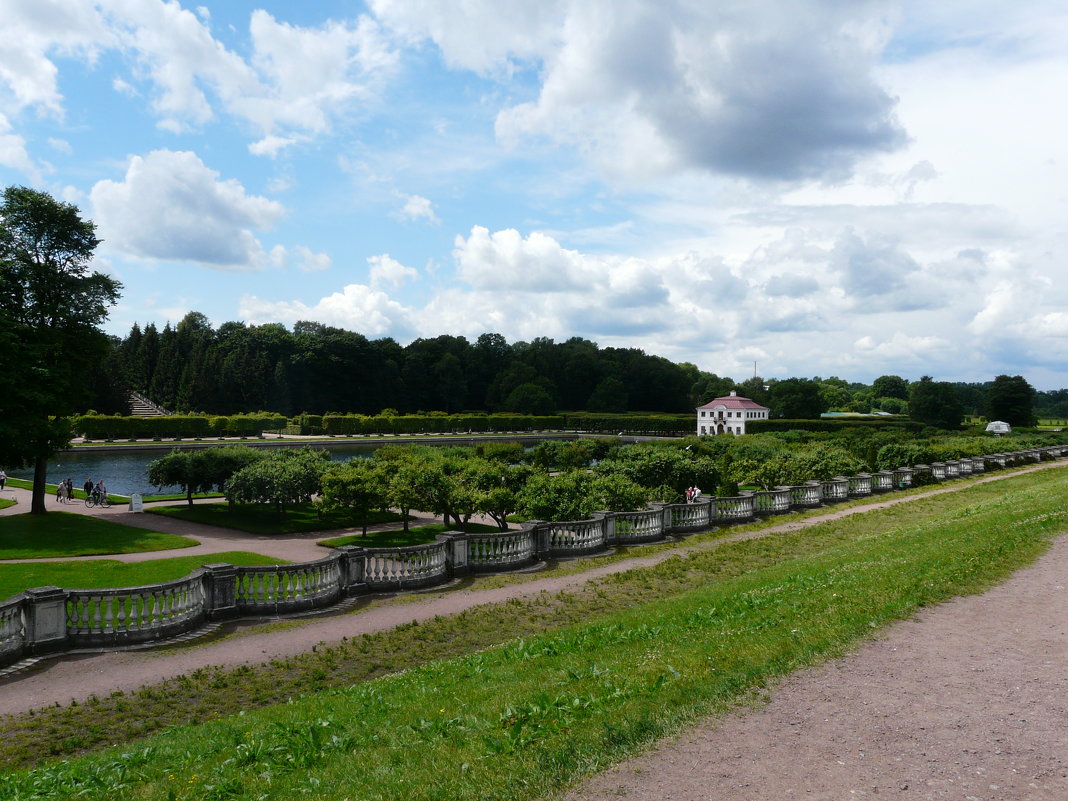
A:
[0,512,196,560]
[0,550,288,603]
[317,522,503,548]
[147,501,407,534]
[2,467,1065,799]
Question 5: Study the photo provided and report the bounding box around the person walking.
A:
[0,468,6,491]
[83,478,93,499]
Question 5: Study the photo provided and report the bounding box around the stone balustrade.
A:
[1,445,1063,670]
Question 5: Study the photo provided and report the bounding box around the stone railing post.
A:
[525,521,550,560]
[440,532,470,578]
[201,563,239,620]
[23,587,69,656]
[592,511,616,545]
[336,546,368,596]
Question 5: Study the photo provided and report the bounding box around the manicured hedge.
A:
[74,413,288,440]
[749,418,923,434]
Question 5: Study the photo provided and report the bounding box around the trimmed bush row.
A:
[74,414,288,440]
[71,413,696,439]
[749,418,923,434]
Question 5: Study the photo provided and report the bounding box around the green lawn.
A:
[0,497,15,510]
[0,551,288,602]
[147,501,407,534]
[0,512,197,559]
[3,468,1065,796]
[317,522,503,548]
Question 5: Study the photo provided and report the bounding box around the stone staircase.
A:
[128,391,171,417]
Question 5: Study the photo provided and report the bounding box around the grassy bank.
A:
[147,501,406,535]
[0,513,196,560]
[2,468,1066,799]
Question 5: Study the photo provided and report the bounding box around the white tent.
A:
[985,420,1012,434]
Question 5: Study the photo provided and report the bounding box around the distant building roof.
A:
[697,390,769,411]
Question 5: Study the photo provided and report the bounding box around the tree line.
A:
[95,316,1058,427]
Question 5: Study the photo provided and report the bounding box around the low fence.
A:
[1,445,1065,669]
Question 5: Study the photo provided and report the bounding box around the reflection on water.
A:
[7,444,376,497]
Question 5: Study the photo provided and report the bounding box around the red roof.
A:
[697,393,769,411]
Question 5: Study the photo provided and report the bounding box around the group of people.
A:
[54,477,107,503]
[685,485,703,503]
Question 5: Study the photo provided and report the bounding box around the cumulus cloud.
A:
[377,0,906,182]
[369,254,418,288]
[0,3,395,152]
[90,149,285,270]
[239,283,415,338]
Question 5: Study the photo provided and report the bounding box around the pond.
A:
[6,443,377,497]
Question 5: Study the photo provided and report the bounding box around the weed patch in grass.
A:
[0,513,196,560]
[147,501,406,534]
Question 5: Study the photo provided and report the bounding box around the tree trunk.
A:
[31,455,48,514]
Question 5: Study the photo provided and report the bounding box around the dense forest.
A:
[90,312,1068,420]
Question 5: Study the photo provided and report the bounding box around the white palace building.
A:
[696,391,770,436]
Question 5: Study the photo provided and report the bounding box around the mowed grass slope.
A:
[0,513,196,560]
[3,467,1067,800]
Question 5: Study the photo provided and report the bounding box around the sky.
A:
[2,0,1067,390]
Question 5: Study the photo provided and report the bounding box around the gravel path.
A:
[563,530,1068,801]
[2,468,1067,800]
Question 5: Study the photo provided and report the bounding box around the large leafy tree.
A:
[0,187,121,513]
[984,374,1036,427]
[767,377,827,419]
[908,376,964,430]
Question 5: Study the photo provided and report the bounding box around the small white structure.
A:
[985,420,1012,435]
[697,391,770,436]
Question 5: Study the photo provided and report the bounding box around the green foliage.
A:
[767,377,827,419]
[317,459,389,535]
[0,187,121,513]
[984,374,1037,427]
[147,445,264,505]
[225,448,330,516]
[909,375,964,429]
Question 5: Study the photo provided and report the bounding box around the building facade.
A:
[696,391,770,436]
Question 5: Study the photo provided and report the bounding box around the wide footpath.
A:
[2,467,1067,799]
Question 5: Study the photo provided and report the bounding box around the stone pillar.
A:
[24,586,69,655]
[201,563,239,620]
[440,532,470,578]
[526,521,550,559]
[336,546,368,595]
[592,511,615,545]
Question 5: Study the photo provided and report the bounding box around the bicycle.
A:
[84,492,112,509]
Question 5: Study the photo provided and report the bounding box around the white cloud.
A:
[294,246,332,273]
[395,193,440,224]
[0,113,35,176]
[369,254,418,288]
[89,149,285,270]
[239,283,415,338]
[378,0,906,183]
[0,3,396,151]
